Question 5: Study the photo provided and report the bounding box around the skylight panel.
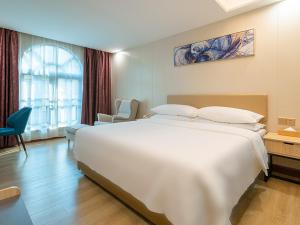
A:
[215,0,262,12]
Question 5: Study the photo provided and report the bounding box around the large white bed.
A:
[74,95,268,225]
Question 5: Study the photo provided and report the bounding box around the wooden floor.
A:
[0,139,300,225]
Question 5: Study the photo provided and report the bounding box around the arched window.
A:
[20,42,83,139]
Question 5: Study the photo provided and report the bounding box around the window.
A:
[19,37,83,140]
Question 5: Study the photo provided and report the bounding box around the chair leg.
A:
[19,134,28,157]
[15,135,21,150]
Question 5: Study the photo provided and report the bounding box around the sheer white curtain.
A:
[19,33,84,141]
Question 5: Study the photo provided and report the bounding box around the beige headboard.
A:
[167,95,268,122]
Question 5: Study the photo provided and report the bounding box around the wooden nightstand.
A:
[264,132,300,184]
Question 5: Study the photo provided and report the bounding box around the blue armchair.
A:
[0,107,32,156]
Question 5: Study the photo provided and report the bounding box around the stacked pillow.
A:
[196,106,265,131]
[197,106,263,124]
[151,104,198,118]
[150,104,265,132]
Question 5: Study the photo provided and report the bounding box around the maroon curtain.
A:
[0,28,19,148]
[81,48,111,125]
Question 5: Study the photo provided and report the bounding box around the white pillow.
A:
[197,106,264,124]
[194,118,265,131]
[229,122,265,131]
[150,114,196,122]
[151,104,198,118]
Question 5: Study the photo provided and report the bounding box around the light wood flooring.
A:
[0,138,300,225]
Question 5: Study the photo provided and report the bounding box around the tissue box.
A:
[277,129,300,138]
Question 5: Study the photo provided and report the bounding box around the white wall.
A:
[112,0,300,133]
[112,0,300,169]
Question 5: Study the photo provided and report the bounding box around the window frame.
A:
[20,44,83,130]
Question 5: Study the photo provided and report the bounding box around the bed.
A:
[74,95,268,225]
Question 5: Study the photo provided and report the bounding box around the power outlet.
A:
[278,117,296,126]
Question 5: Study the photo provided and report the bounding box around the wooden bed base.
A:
[77,161,172,225]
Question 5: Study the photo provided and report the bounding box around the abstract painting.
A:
[174,29,254,66]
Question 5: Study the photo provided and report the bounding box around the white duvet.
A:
[74,117,268,225]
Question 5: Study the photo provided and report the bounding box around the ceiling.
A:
[0,0,281,52]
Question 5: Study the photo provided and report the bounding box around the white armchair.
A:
[97,98,139,123]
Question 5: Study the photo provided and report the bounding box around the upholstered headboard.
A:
[167,94,268,123]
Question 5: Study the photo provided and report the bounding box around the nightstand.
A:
[264,132,300,184]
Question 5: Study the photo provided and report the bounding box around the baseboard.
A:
[26,136,65,143]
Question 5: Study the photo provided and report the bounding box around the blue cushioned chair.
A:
[0,107,32,156]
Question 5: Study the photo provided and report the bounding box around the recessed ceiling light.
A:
[215,0,262,12]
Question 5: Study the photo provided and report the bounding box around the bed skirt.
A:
[77,161,172,225]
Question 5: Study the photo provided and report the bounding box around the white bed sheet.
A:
[74,117,268,225]
[258,128,267,137]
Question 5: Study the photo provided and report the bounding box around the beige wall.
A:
[112,0,300,133]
